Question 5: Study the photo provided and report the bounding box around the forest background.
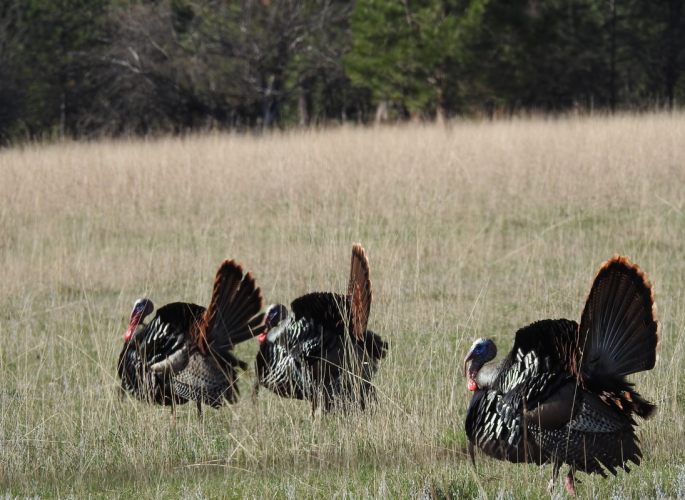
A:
[0,0,684,142]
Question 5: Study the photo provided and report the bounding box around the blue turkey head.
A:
[463,338,497,381]
[126,298,154,340]
[259,303,288,343]
[265,303,287,330]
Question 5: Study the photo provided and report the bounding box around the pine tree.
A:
[345,0,488,119]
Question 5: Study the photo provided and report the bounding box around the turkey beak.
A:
[463,350,474,378]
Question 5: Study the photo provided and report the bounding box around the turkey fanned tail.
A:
[578,255,659,418]
[201,260,267,354]
[348,243,372,341]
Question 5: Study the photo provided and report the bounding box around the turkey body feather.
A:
[118,302,202,407]
[256,292,387,411]
[464,256,659,495]
[254,245,388,413]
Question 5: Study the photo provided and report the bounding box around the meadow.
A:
[0,114,684,499]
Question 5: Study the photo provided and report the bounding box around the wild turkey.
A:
[253,244,388,413]
[463,255,659,496]
[118,260,266,422]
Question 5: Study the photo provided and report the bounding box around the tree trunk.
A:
[375,100,390,124]
[298,86,309,127]
[664,0,682,109]
[60,91,66,139]
[609,0,617,112]
[435,105,446,125]
[435,85,446,125]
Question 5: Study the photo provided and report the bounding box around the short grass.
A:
[0,114,684,498]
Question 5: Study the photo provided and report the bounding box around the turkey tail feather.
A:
[348,243,372,341]
[578,255,659,415]
[202,260,266,354]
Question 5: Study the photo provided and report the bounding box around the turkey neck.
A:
[475,362,502,389]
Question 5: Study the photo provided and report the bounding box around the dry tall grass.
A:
[0,114,684,498]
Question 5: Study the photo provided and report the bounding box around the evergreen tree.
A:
[1,0,111,138]
[345,0,488,119]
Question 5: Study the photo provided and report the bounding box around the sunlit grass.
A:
[0,114,684,498]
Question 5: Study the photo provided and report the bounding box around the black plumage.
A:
[118,260,266,421]
[463,255,659,495]
[253,244,388,413]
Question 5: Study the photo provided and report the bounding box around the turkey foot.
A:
[547,462,561,493]
[564,470,577,497]
[196,401,204,423]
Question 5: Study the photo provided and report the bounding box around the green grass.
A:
[1,114,685,498]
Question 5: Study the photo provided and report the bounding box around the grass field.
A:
[0,114,684,499]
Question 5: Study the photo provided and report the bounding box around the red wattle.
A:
[468,378,478,391]
[257,333,267,343]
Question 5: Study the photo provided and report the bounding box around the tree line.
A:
[0,0,683,142]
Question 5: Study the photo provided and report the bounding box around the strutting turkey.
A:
[463,256,659,496]
[118,260,266,422]
[253,244,388,414]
